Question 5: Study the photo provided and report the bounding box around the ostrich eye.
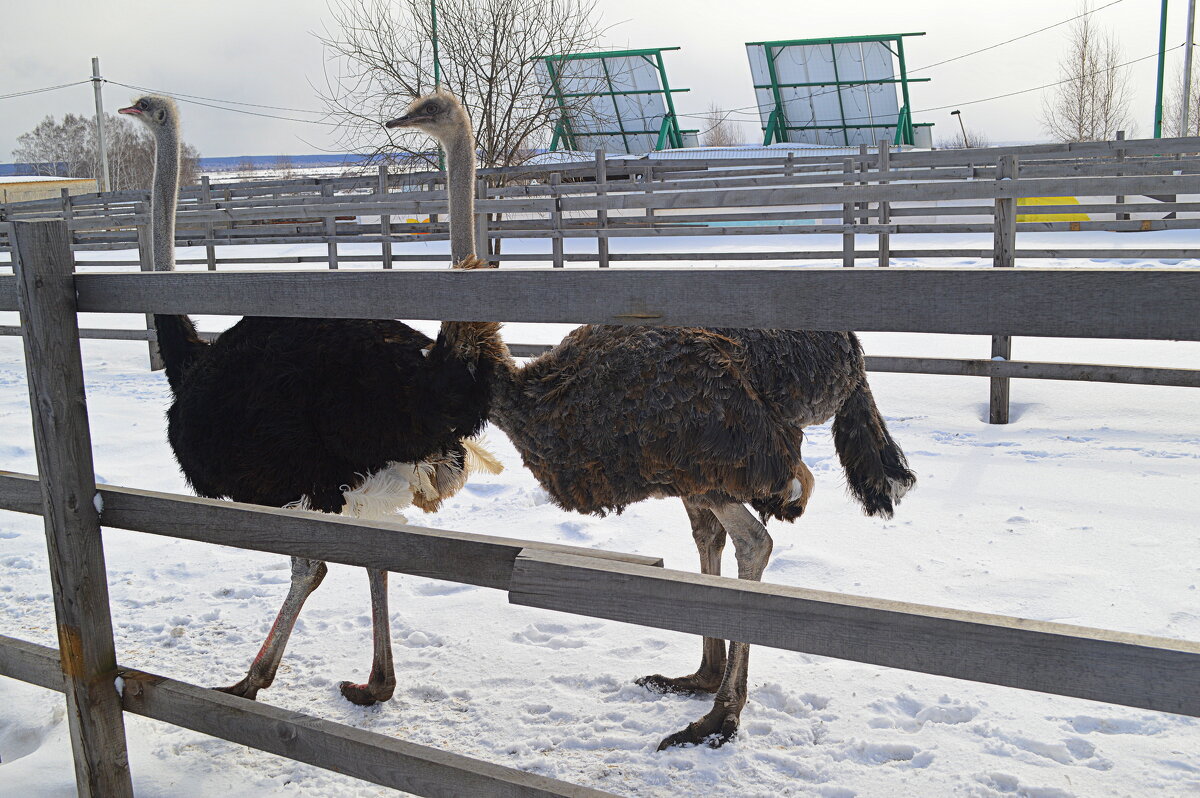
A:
[424,102,439,114]
[136,99,148,110]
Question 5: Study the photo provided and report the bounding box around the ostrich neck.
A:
[444,132,476,263]
[152,124,181,271]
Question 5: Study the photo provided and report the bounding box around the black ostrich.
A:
[386,96,918,749]
[120,94,503,706]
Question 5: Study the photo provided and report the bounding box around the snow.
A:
[1,232,1198,796]
[0,176,86,184]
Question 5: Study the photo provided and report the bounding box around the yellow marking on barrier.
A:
[1016,196,1089,222]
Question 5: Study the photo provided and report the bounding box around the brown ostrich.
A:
[389,94,917,749]
[121,93,501,707]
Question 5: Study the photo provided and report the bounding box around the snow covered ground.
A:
[0,233,1198,796]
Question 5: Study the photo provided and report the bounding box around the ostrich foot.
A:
[339,680,395,706]
[636,672,722,696]
[656,703,741,750]
[215,678,262,701]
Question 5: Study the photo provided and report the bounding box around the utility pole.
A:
[1155,0,1169,138]
[951,109,968,147]
[91,57,111,193]
[1184,0,1197,135]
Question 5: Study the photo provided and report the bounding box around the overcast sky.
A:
[0,0,1188,159]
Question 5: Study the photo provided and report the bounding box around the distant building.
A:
[0,176,98,204]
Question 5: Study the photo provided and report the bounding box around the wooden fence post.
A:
[1115,131,1128,222]
[857,143,870,224]
[476,176,490,261]
[990,154,1018,424]
[378,165,393,269]
[550,172,564,268]
[59,188,75,233]
[11,220,134,797]
[842,158,856,268]
[595,149,610,268]
[135,203,165,371]
[643,164,655,222]
[322,183,338,270]
[200,176,217,270]
[877,141,891,267]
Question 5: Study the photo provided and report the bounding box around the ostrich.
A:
[119,94,504,706]
[387,96,917,749]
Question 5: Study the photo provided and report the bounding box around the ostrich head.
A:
[117,95,178,132]
[384,90,469,142]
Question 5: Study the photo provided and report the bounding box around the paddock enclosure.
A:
[0,137,1197,796]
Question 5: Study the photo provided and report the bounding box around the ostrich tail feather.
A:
[462,436,504,475]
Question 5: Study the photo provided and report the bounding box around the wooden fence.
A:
[0,133,1198,424]
[0,219,1197,796]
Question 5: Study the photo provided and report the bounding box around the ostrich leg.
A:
[656,503,773,750]
[637,498,728,695]
[218,556,328,700]
[339,568,397,705]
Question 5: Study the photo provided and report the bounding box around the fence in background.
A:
[0,220,1198,795]
[1,135,1199,423]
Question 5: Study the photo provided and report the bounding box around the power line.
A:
[107,80,326,115]
[0,80,91,101]
[104,80,339,127]
[912,44,1181,116]
[908,0,1128,75]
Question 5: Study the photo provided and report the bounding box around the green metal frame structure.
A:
[536,48,696,153]
[748,32,933,147]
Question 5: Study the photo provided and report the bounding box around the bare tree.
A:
[12,112,200,190]
[274,155,297,178]
[936,129,991,149]
[1040,3,1135,142]
[316,0,604,171]
[1162,63,1200,137]
[701,104,744,148]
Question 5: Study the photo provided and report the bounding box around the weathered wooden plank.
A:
[499,347,1200,387]
[0,634,65,691]
[878,143,891,267]
[200,176,217,270]
[10,221,133,797]
[560,174,1199,213]
[842,159,855,268]
[70,268,1200,341]
[991,156,1018,425]
[550,173,564,269]
[0,635,618,798]
[0,274,17,310]
[0,471,663,590]
[866,356,1200,386]
[595,149,610,268]
[508,550,1200,718]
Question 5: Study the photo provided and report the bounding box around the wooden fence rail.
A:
[0,219,1197,796]
[0,267,1190,341]
[0,636,619,798]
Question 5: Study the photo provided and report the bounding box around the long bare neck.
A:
[151,122,181,271]
[443,127,476,263]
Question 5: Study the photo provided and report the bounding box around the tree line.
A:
[11,112,201,191]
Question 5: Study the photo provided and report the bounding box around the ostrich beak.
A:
[384,115,415,129]
[117,105,141,115]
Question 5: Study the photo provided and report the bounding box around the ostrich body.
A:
[120,94,500,706]
[388,94,917,749]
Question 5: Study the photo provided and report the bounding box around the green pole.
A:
[431,0,441,87]
[431,0,444,171]
[1155,0,1169,138]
